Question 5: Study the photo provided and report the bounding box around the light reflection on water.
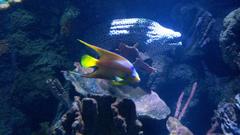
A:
[109,18,182,45]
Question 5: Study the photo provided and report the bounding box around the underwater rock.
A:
[63,63,108,96]
[52,96,84,135]
[209,94,240,134]
[147,55,173,91]
[219,8,240,71]
[172,4,215,58]
[82,98,98,135]
[63,63,171,120]
[2,3,73,132]
[206,75,240,105]
[114,99,143,135]
[60,6,80,36]
[8,9,36,30]
[168,64,197,85]
[0,98,28,135]
[166,117,193,135]
[134,91,171,120]
[52,95,143,135]
[46,78,71,108]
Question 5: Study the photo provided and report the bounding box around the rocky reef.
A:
[51,96,143,135]
[207,94,240,134]
[220,8,240,71]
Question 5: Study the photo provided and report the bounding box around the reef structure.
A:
[51,95,144,135]
[166,82,197,135]
[63,63,171,120]
[207,94,240,135]
[219,8,240,71]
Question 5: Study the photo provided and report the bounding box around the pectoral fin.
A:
[82,70,101,78]
[82,69,111,80]
[115,76,124,82]
[111,80,128,86]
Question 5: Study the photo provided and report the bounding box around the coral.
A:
[1,4,73,133]
[8,9,36,30]
[115,42,156,74]
[166,117,193,135]
[53,96,84,135]
[175,82,198,121]
[134,91,170,120]
[166,82,197,135]
[63,63,171,120]
[46,78,71,108]
[0,98,28,135]
[52,95,143,135]
[60,6,80,36]
[116,43,140,62]
[172,4,216,58]
[219,8,240,71]
[63,62,107,96]
[208,94,240,134]
[32,122,51,135]
[147,55,173,91]
[168,64,197,85]
[206,75,240,105]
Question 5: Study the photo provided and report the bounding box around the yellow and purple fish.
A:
[78,39,140,85]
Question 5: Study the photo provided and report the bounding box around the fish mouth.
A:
[133,76,141,83]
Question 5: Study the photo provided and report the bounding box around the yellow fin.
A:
[111,80,128,86]
[77,39,126,60]
[81,55,98,68]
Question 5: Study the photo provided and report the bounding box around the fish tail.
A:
[81,54,98,68]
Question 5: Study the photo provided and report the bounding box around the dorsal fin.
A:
[78,39,126,61]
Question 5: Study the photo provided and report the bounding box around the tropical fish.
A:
[78,39,140,85]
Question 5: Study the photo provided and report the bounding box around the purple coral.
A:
[175,82,198,121]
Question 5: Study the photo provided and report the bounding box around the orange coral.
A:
[116,42,156,73]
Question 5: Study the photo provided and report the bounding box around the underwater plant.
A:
[60,6,80,36]
[166,82,198,135]
[207,94,240,135]
[116,42,156,73]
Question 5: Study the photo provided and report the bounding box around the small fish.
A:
[78,39,141,85]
